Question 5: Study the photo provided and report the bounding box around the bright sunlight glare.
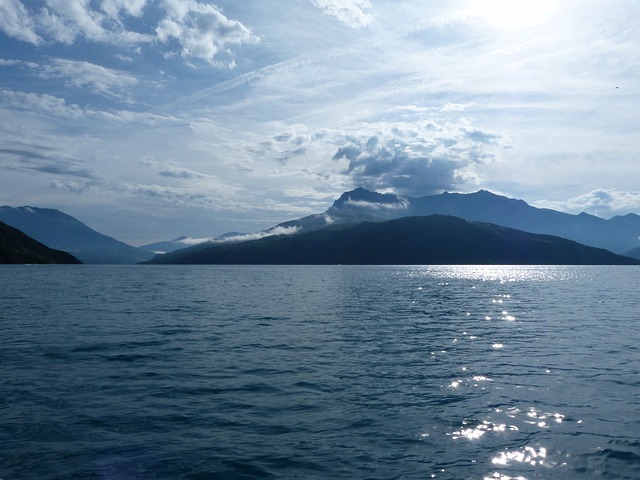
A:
[468,0,556,30]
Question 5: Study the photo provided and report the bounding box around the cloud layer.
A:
[1,0,639,244]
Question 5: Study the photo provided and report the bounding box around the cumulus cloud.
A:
[99,0,148,19]
[1,1,256,66]
[312,0,373,28]
[330,120,502,196]
[538,189,640,218]
[156,0,258,66]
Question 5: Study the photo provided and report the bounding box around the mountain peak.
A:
[331,187,402,209]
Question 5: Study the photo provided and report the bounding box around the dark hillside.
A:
[0,221,81,264]
[145,215,639,265]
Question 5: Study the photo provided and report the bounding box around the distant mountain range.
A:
[271,188,640,255]
[144,215,640,265]
[0,206,153,264]
[0,220,81,264]
[3,188,639,265]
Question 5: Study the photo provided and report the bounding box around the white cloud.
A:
[33,0,152,46]
[156,0,258,66]
[1,88,185,126]
[38,59,139,98]
[1,89,84,118]
[537,189,640,218]
[220,225,300,243]
[312,0,373,28]
[0,0,258,66]
[100,0,148,19]
[329,119,503,196]
[344,198,409,210]
[0,0,41,44]
[178,236,216,245]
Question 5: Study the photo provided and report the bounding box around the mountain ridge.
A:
[0,220,82,264]
[144,215,639,266]
[269,188,640,254]
[0,206,153,264]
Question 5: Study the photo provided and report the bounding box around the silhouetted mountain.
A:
[272,188,640,254]
[144,215,640,265]
[0,206,153,264]
[0,221,81,264]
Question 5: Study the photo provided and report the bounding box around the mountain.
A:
[0,221,81,264]
[271,188,640,254]
[139,232,247,254]
[0,206,154,264]
[144,215,640,265]
[625,246,640,260]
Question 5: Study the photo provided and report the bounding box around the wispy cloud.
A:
[38,59,139,98]
[0,145,97,180]
[1,88,85,118]
[0,0,41,44]
[344,198,410,210]
[221,225,300,243]
[158,165,209,180]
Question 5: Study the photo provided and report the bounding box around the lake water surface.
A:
[1,265,639,479]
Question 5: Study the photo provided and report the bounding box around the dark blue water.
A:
[1,265,639,479]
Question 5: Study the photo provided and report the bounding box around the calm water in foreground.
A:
[1,265,639,480]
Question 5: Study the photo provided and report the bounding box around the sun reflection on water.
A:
[450,419,518,440]
[404,265,579,282]
[491,446,547,467]
[484,473,528,480]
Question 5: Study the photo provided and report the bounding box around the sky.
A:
[1,0,639,245]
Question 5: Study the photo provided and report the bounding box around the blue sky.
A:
[1,0,639,245]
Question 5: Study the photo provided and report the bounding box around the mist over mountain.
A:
[145,215,639,266]
[272,188,640,254]
[139,232,247,254]
[0,206,153,264]
[0,221,81,264]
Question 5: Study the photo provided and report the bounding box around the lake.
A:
[1,265,639,479]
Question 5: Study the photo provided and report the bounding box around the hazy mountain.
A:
[625,246,640,260]
[0,206,153,264]
[140,232,247,254]
[144,215,639,265]
[0,221,81,264]
[272,188,640,254]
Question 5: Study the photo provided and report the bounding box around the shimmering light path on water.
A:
[1,265,639,479]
